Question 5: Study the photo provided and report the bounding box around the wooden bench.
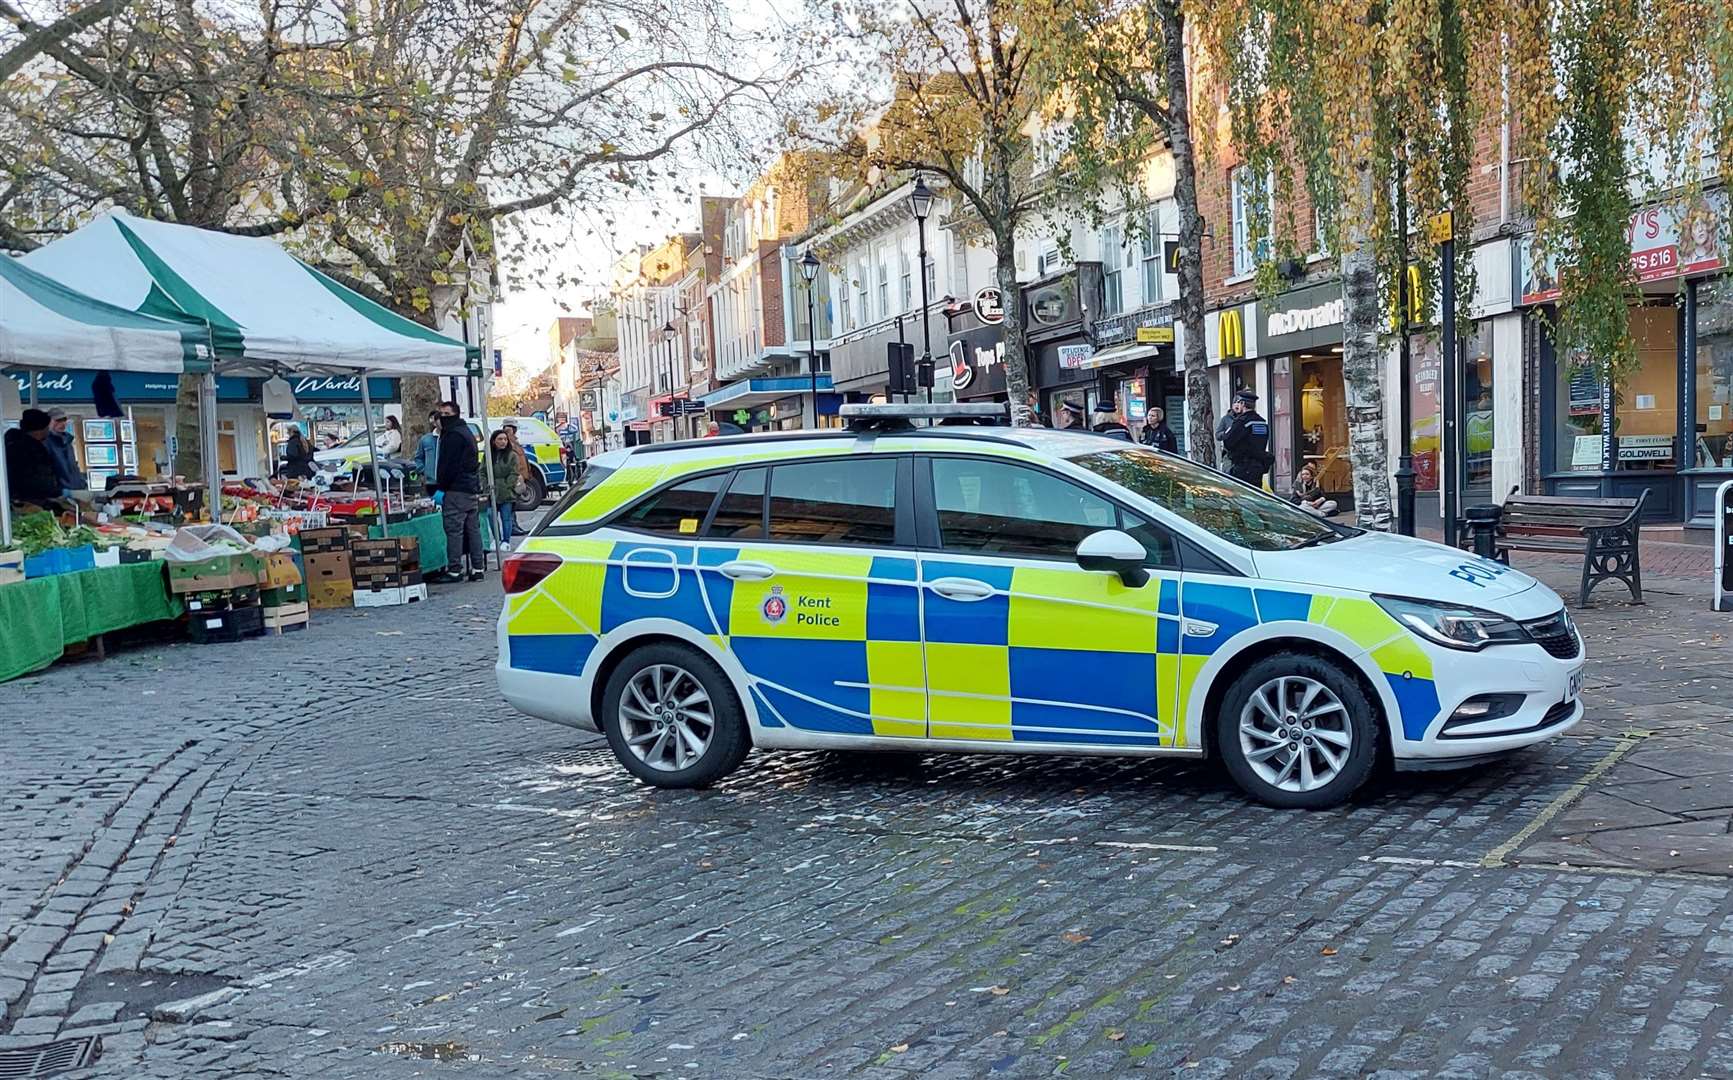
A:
[1466,491,1647,606]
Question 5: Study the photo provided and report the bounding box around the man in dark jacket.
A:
[1139,406,1178,452]
[5,408,65,506]
[1218,389,1273,487]
[45,409,85,492]
[428,402,484,582]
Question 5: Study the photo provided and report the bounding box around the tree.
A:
[1,0,793,462]
[822,0,1046,422]
[1033,0,1217,464]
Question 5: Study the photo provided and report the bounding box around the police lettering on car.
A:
[495,403,1585,809]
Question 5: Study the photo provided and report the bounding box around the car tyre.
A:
[601,643,749,788]
[514,470,546,512]
[1215,652,1379,810]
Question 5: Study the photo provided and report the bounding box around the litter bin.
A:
[1464,504,1503,562]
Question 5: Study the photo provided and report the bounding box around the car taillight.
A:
[502,552,562,594]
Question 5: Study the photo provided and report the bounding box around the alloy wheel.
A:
[618,664,716,772]
[1237,675,1353,793]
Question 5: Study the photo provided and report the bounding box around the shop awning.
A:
[1076,342,1161,370]
[702,375,837,411]
[19,211,475,377]
[0,254,211,373]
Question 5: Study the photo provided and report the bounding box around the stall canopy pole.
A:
[201,372,222,522]
[1,426,13,548]
[478,364,501,556]
[360,373,389,539]
[27,371,38,407]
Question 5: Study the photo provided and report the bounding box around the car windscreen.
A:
[1069,447,1357,551]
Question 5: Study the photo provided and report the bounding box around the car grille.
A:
[1540,700,1577,728]
[1522,611,1580,660]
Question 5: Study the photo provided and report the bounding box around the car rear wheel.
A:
[514,470,546,512]
[1215,652,1378,809]
[601,643,749,788]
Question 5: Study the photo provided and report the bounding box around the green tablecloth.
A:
[368,510,493,574]
[0,561,184,683]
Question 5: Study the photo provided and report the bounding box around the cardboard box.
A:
[352,582,427,608]
[263,552,303,589]
[166,552,263,594]
[302,552,352,583]
[0,548,22,585]
[307,579,353,609]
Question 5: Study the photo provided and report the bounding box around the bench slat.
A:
[1505,494,1643,510]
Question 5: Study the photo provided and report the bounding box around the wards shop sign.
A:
[3,369,398,404]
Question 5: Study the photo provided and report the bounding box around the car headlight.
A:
[1373,595,1532,651]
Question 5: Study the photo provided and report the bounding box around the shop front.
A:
[1522,191,1729,524]
[4,368,397,484]
[1083,302,1179,439]
[1260,281,1350,502]
[700,375,842,431]
[828,309,949,402]
[945,302,1007,402]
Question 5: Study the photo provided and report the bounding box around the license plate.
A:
[1566,667,1584,701]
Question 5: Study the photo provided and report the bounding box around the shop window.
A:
[1694,277,1733,469]
[766,458,898,545]
[1464,322,1495,489]
[1553,350,1605,474]
[1615,304,1679,471]
[1295,354,1352,497]
[1101,223,1125,316]
[1410,334,1442,492]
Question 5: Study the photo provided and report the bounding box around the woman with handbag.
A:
[488,429,523,548]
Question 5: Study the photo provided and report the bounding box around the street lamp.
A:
[661,320,678,441]
[908,173,935,403]
[799,250,821,429]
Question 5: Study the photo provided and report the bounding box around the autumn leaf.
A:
[1060,931,1090,944]
[890,1044,909,1053]
[1107,1030,1126,1042]
[1320,946,1338,957]
[613,24,631,40]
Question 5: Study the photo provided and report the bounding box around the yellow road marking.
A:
[1479,731,1651,869]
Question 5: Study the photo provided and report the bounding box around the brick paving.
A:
[0,555,1730,1078]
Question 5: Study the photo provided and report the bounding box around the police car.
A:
[495,404,1584,808]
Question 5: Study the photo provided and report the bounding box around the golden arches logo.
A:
[1219,309,1245,359]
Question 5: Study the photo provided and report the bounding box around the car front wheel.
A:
[1216,653,1378,809]
[600,643,749,788]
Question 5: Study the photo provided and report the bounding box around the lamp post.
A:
[798,250,821,429]
[1393,149,1416,536]
[908,174,936,403]
[661,320,678,442]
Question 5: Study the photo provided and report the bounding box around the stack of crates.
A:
[300,527,356,609]
[169,551,266,644]
[261,551,309,633]
[350,536,426,607]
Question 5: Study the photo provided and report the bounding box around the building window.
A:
[838,275,852,331]
[877,249,891,321]
[1101,222,1124,317]
[854,258,869,326]
[1139,204,1163,306]
[1313,204,1332,258]
[950,233,968,296]
[1464,322,1495,489]
[1037,236,1063,277]
[899,239,914,313]
[1231,166,1270,277]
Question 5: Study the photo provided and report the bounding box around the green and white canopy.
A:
[0,253,211,372]
[20,210,476,377]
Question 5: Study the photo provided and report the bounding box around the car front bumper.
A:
[1393,633,1586,762]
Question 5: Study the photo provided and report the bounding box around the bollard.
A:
[1464,504,1503,562]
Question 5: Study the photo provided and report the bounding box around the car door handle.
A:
[929,577,996,601]
[718,560,777,581]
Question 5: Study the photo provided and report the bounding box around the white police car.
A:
[496,404,1584,808]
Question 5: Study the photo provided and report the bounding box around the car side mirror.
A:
[1076,529,1150,587]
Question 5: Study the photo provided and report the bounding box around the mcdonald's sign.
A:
[1390,264,1426,329]
[1218,309,1246,359]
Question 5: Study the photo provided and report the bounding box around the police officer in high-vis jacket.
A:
[1216,388,1273,488]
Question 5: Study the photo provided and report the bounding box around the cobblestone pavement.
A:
[2,561,1731,1078]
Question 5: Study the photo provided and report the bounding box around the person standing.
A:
[411,411,441,486]
[1057,400,1086,429]
[1091,399,1133,440]
[44,409,84,493]
[281,427,316,480]
[488,429,521,549]
[1139,406,1178,453]
[379,415,404,456]
[1218,389,1274,488]
[5,409,65,506]
[429,402,484,582]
